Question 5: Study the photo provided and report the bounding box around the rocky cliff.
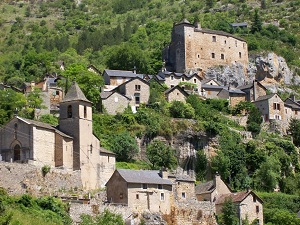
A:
[205,52,299,91]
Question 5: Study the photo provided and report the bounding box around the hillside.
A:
[0,0,299,88]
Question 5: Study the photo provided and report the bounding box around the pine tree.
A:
[251,9,263,33]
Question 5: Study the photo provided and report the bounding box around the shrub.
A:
[42,165,51,176]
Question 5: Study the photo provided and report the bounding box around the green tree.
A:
[146,140,177,169]
[62,64,104,106]
[80,209,124,225]
[169,101,195,119]
[288,118,300,147]
[254,156,281,192]
[110,132,138,162]
[219,198,239,225]
[251,9,263,33]
[195,150,208,181]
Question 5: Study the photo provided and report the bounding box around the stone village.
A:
[0,19,299,224]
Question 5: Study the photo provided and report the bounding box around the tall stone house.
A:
[195,174,263,225]
[106,169,196,214]
[163,19,248,74]
[0,82,115,189]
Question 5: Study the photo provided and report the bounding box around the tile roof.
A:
[61,82,91,103]
[195,180,215,194]
[16,116,72,139]
[215,191,263,205]
[117,169,173,185]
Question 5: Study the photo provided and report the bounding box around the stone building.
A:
[215,191,263,225]
[254,93,285,122]
[106,169,173,214]
[100,90,130,115]
[195,174,263,225]
[284,96,300,122]
[24,75,64,116]
[157,70,202,94]
[237,80,267,102]
[165,85,189,103]
[0,82,115,190]
[163,19,248,74]
[217,88,246,107]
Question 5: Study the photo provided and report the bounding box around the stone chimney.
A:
[194,22,201,30]
[133,66,137,74]
[159,168,168,179]
[213,172,221,187]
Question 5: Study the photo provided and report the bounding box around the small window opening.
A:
[67,105,72,118]
[212,53,215,58]
[84,106,87,118]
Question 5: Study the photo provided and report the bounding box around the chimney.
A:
[213,172,221,187]
[194,22,201,30]
[133,66,137,74]
[159,167,168,179]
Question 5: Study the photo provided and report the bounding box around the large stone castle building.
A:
[163,19,248,74]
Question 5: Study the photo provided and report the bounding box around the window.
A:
[211,53,215,58]
[197,54,200,58]
[67,105,72,118]
[273,103,280,110]
[182,77,185,81]
[171,76,174,80]
[135,95,140,104]
[170,85,174,88]
[56,90,60,95]
[90,144,93,154]
[239,52,242,58]
[253,196,256,202]
[160,193,165,201]
[84,106,87,118]
[194,79,197,83]
[235,40,237,47]
[296,111,298,115]
[275,115,281,120]
[136,194,139,199]
[142,184,148,189]
[135,85,141,91]
[256,205,259,213]
[221,54,224,60]
[182,192,186,199]
[119,193,123,199]
[212,36,216,42]
[224,40,227,44]
[158,184,163,189]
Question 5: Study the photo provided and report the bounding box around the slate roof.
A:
[255,93,277,102]
[195,180,215,194]
[176,18,246,41]
[99,147,115,155]
[228,89,246,94]
[202,84,227,90]
[230,22,248,27]
[61,82,91,103]
[237,83,253,90]
[201,78,221,86]
[157,70,201,79]
[17,116,72,139]
[284,98,300,110]
[117,169,173,185]
[104,69,138,78]
[100,90,130,100]
[164,85,189,96]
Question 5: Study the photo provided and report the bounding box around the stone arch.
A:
[10,141,22,161]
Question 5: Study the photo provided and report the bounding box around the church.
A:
[0,82,115,190]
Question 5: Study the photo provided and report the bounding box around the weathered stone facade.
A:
[254,93,285,122]
[101,92,130,115]
[165,86,189,103]
[163,20,248,75]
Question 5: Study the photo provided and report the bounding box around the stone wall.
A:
[0,161,82,196]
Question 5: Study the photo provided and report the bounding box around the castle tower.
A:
[59,82,93,170]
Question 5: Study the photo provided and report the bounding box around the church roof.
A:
[61,82,91,103]
[16,117,72,139]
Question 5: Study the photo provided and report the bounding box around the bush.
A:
[169,101,195,119]
[42,165,51,176]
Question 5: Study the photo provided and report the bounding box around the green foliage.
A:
[251,9,263,33]
[195,150,208,181]
[0,189,71,225]
[109,131,139,162]
[116,160,151,170]
[42,165,51,176]
[146,139,177,169]
[79,209,124,225]
[218,198,239,225]
[289,118,300,147]
[169,101,195,119]
[39,114,59,126]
